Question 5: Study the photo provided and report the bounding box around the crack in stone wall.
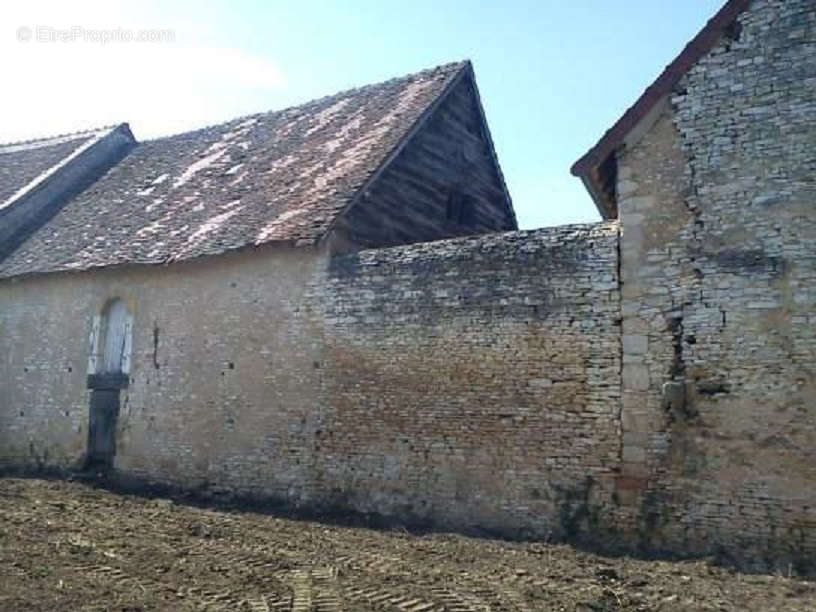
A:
[0,0,813,576]
[615,0,816,573]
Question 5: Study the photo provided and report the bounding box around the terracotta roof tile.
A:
[0,61,467,278]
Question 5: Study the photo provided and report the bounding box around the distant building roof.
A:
[0,61,469,278]
[570,0,751,219]
[0,126,120,210]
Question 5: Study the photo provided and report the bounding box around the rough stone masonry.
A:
[313,223,621,537]
[0,0,814,575]
[0,223,621,532]
[613,0,816,571]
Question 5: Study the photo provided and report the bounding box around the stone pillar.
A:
[615,162,653,504]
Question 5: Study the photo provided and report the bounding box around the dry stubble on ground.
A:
[0,478,814,611]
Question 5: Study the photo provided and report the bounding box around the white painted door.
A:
[102,299,128,373]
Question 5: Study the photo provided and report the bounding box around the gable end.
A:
[571,0,751,219]
[327,63,516,251]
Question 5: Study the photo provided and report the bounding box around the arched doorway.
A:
[86,298,132,469]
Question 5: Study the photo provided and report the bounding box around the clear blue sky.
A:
[4,0,725,228]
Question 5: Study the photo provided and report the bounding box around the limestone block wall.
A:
[3,4,813,562]
[615,0,816,571]
[0,223,622,538]
[312,222,622,537]
[0,246,328,502]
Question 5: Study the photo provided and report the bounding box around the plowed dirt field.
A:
[1,478,814,611]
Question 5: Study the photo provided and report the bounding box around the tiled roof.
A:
[0,61,468,278]
[0,127,117,210]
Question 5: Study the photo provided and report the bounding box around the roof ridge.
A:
[0,128,120,212]
[0,124,122,150]
[0,59,474,278]
[140,60,470,144]
[570,0,751,217]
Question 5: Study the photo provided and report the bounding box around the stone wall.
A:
[615,0,816,571]
[1,0,813,572]
[0,246,327,501]
[314,222,621,536]
[0,222,622,539]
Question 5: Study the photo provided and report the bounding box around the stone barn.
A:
[570,0,816,570]
[0,0,814,573]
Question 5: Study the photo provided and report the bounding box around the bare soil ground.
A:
[0,478,814,611]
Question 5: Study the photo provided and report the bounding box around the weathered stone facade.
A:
[0,223,621,540]
[0,246,325,486]
[0,0,814,575]
[615,0,816,571]
[313,223,621,535]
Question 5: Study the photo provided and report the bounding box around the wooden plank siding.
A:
[330,73,515,251]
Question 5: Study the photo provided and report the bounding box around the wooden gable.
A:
[327,65,516,252]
